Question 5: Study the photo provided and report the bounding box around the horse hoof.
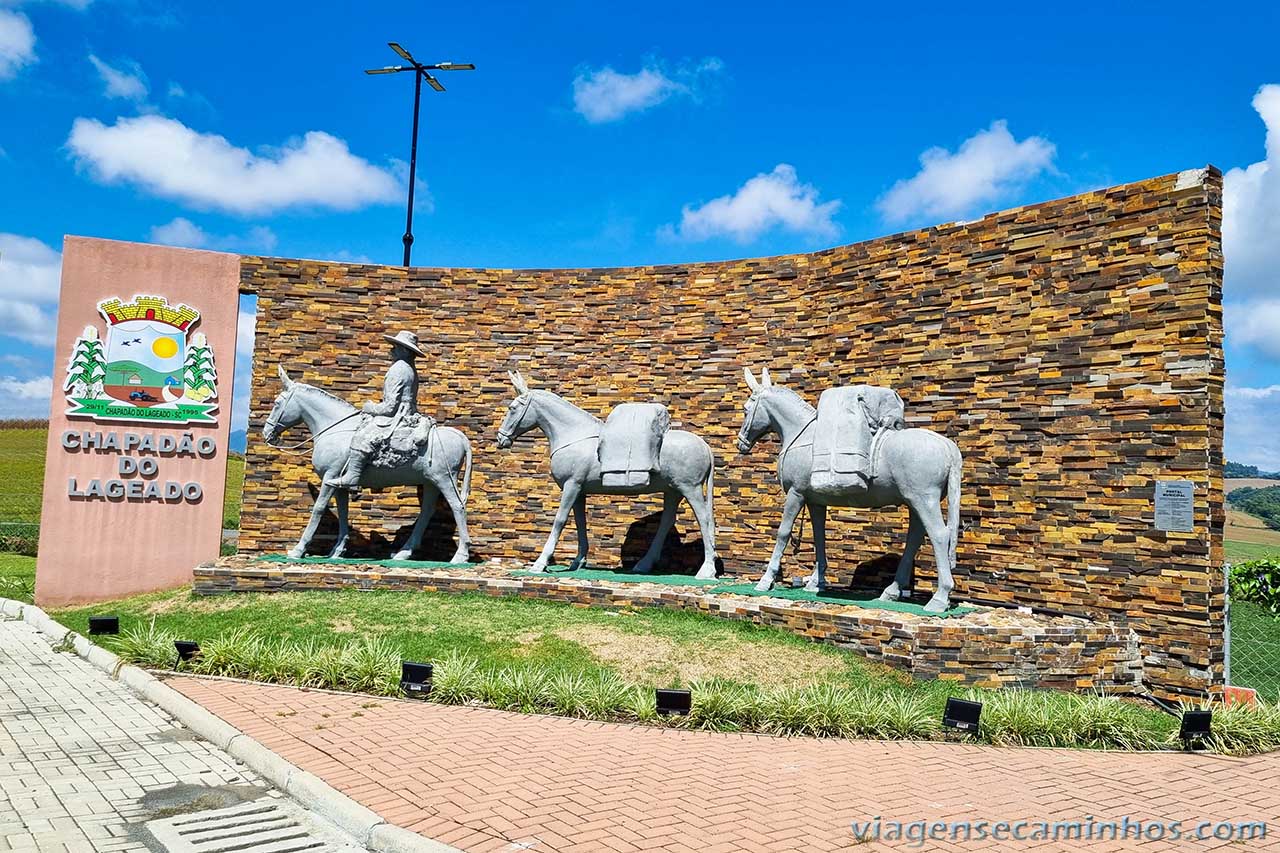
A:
[754,578,775,592]
[527,562,548,573]
[804,582,824,593]
[391,550,413,561]
[449,550,469,564]
[632,561,653,574]
[286,549,304,560]
[695,565,717,580]
[924,596,949,614]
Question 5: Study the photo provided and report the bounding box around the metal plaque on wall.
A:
[1154,480,1195,532]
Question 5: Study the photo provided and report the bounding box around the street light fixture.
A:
[365,43,474,267]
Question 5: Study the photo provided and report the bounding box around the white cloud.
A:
[1224,85,1280,301]
[572,57,722,123]
[149,217,277,253]
[1226,299,1280,359]
[0,232,60,345]
[0,374,51,418]
[0,374,50,398]
[0,9,35,80]
[662,164,841,244]
[1227,385,1280,471]
[88,54,148,100]
[67,114,402,215]
[877,120,1057,223]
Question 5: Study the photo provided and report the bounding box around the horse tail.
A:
[946,443,962,568]
[705,449,715,509]
[459,433,473,505]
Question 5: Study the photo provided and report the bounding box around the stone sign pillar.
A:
[35,238,241,606]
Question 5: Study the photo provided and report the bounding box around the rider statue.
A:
[325,330,432,489]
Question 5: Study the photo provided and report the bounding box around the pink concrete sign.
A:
[36,237,241,606]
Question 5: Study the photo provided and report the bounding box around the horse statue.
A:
[262,366,473,562]
[495,370,718,578]
[736,367,963,613]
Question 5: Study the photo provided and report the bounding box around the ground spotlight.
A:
[88,615,119,635]
[942,697,982,733]
[655,688,692,716]
[1180,709,1212,748]
[401,661,433,699]
[173,640,201,668]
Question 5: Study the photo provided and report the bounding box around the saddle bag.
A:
[810,386,904,491]
[598,403,670,488]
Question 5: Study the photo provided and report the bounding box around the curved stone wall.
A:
[237,168,1224,696]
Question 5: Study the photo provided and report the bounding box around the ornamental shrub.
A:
[1230,559,1280,617]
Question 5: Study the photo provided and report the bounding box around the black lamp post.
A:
[365,43,474,267]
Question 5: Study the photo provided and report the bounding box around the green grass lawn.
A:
[0,553,35,603]
[52,572,917,696]
[1227,539,1280,563]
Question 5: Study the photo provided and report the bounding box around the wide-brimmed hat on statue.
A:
[383,330,426,357]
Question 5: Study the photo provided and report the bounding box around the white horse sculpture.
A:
[736,368,962,612]
[495,371,718,578]
[263,367,473,562]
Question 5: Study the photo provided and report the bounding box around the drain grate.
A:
[146,798,364,853]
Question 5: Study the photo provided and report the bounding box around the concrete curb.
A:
[2,598,460,853]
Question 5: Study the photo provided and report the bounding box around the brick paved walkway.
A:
[171,677,1280,853]
[0,621,365,852]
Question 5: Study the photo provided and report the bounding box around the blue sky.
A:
[1,0,1278,466]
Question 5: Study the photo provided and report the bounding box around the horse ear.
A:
[510,370,530,395]
[743,367,760,393]
[277,365,293,389]
[761,367,773,389]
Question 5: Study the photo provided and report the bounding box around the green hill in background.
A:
[1228,485,1280,532]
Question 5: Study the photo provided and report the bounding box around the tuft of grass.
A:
[344,637,401,696]
[580,671,632,719]
[0,554,36,603]
[685,680,755,732]
[432,650,482,705]
[115,618,177,668]
[1197,700,1280,756]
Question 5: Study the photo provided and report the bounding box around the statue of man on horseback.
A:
[325,330,433,489]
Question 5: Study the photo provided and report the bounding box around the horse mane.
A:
[769,384,815,413]
[533,388,604,425]
[296,381,357,410]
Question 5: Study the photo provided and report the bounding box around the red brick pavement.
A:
[170,677,1280,852]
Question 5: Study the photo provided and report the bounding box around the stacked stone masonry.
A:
[237,169,1224,697]
[196,558,1144,693]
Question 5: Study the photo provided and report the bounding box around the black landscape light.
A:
[88,615,119,635]
[173,640,201,668]
[1180,709,1213,748]
[942,697,983,733]
[401,661,433,699]
[655,688,692,717]
[365,42,475,267]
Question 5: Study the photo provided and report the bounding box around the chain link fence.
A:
[0,421,45,556]
[1225,560,1280,703]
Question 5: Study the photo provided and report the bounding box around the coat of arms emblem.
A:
[63,294,219,424]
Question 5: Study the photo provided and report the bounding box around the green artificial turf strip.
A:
[511,566,725,586]
[256,554,478,569]
[709,582,975,617]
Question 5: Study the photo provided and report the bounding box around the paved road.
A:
[0,620,364,853]
[175,677,1280,853]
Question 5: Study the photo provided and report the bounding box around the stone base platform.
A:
[196,556,1144,694]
